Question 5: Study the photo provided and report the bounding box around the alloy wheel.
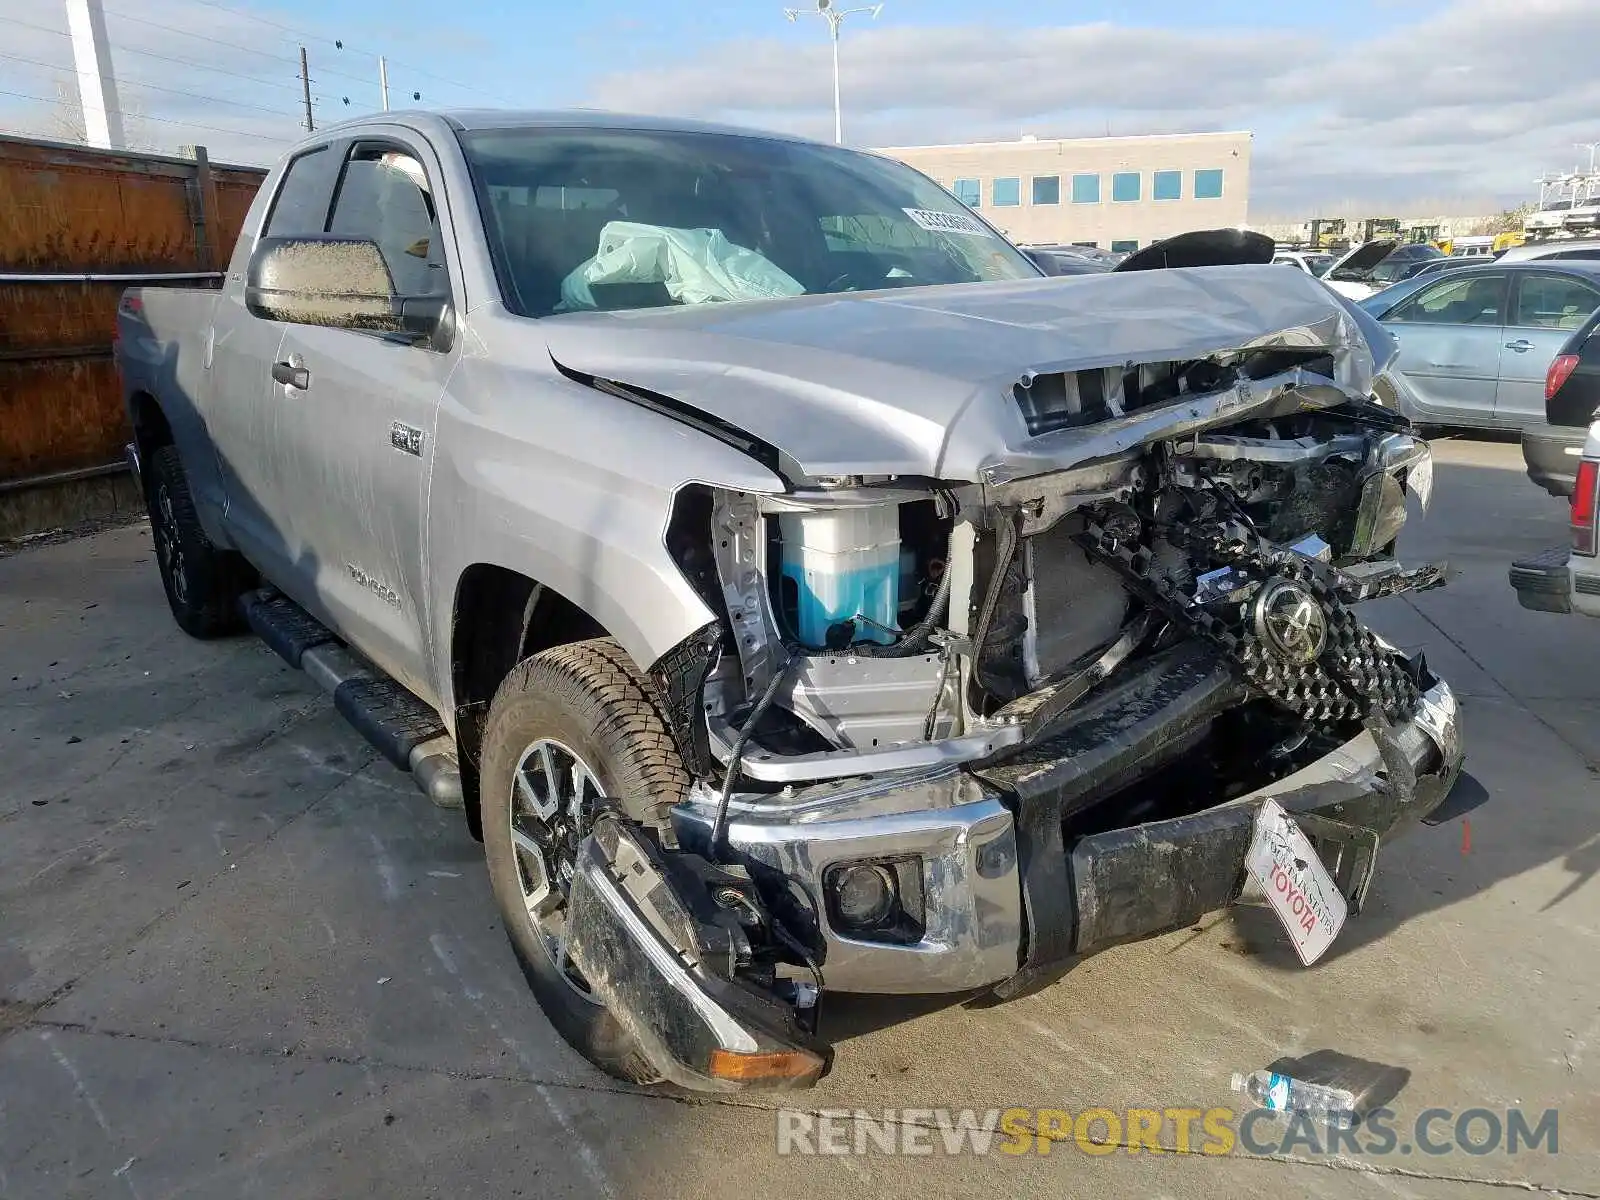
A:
[507,737,606,1003]
[153,483,187,606]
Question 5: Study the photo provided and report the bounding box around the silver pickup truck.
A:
[117,109,1465,1093]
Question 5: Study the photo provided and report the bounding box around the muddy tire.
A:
[144,444,255,638]
[479,637,689,1084]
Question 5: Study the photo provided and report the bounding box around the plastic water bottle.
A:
[1231,1070,1358,1122]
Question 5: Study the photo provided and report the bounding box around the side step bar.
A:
[240,589,463,808]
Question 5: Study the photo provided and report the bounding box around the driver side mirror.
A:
[246,235,451,349]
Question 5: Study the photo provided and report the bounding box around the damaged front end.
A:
[560,274,1466,1092]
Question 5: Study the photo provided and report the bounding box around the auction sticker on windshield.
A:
[903,208,992,237]
[1245,798,1348,965]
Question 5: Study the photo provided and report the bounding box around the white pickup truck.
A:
[116,108,1465,1093]
[1511,418,1600,616]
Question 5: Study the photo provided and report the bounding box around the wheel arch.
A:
[129,388,175,462]
[449,563,612,837]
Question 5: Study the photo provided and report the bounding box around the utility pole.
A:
[379,55,390,111]
[64,0,125,150]
[299,45,314,131]
[783,1,883,145]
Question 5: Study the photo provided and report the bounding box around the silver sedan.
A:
[1363,261,1600,429]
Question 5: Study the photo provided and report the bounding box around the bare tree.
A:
[43,74,157,152]
[1469,203,1535,236]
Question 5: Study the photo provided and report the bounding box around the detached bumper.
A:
[674,651,1464,996]
[1065,678,1461,960]
[1521,424,1587,498]
[564,816,831,1092]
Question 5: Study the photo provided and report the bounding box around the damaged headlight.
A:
[1349,434,1432,557]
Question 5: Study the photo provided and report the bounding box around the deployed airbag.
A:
[561,222,805,311]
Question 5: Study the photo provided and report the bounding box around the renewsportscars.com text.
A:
[775,1106,1560,1159]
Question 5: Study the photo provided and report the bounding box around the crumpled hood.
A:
[538,265,1388,483]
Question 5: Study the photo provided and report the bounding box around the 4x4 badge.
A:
[390,422,424,457]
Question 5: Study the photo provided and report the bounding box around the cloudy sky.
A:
[2,0,1597,217]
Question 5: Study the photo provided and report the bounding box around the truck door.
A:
[266,136,458,701]
[1494,271,1600,426]
[206,143,341,585]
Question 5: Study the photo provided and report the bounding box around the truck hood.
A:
[537,265,1388,483]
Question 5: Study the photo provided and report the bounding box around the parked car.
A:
[1398,257,1479,283]
[1510,417,1600,614]
[1023,247,1110,276]
[1522,308,1600,495]
[1323,241,1446,300]
[1273,249,1336,276]
[1362,261,1600,430]
[1495,238,1600,265]
[1025,242,1125,268]
[1032,230,1271,276]
[115,109,1464,1094]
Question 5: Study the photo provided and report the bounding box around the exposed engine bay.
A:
[555,269,1465,1095]
[660,387,1442,795]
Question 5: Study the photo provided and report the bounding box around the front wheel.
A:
[478,637,689,1084]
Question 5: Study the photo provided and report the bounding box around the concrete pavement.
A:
[1,438,1596,1198]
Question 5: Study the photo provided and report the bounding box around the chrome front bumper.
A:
[672,672,1463,996]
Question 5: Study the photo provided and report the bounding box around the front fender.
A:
[426,356,784,711]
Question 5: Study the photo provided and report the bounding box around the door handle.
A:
[271,360,310,389]
[1504,339,1534,352]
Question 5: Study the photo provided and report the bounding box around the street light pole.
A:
[829,19,841,145]
[783,1,883,145]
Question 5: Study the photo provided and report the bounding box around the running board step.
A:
[239,590,462,808]
[242,589,336,667]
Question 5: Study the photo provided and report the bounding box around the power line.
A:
[190,0,515,105]
[98,4,381,90]
[0,86,293,145]
[191,0,340,48]
[0,49,303,120]
[0,12,308,96]
[364,56,515,106]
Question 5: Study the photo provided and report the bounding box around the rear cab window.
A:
[263,146,338,239]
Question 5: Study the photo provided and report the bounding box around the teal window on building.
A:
[1112,172,1141,203]
[1071,174,1100,204]
[1032,175,1060,205]
[952,177,980,207]
[1153,170,1182,201]
[1194,169,1225,199]
[1111,239,1139,253]
[992,177,1021,207]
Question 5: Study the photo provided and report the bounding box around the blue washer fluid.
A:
[777,508,901,648]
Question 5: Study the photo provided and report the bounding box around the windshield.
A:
[459,127,1039,318]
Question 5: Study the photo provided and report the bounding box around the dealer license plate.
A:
[1245,798,1348,966]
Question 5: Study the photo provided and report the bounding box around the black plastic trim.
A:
[552,358,789,483]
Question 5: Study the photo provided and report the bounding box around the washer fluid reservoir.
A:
[778,507,900,648]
